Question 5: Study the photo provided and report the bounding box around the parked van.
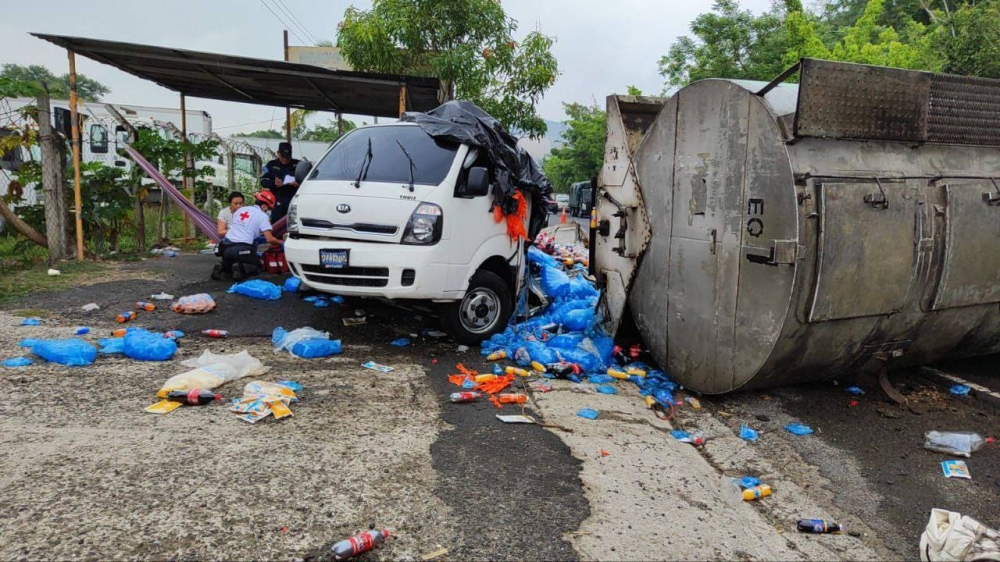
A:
[568,181,592,217]
[284,123,533,343]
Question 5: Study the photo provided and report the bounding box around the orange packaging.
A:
[490,393,528,409]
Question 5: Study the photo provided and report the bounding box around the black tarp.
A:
[401,101,553,238]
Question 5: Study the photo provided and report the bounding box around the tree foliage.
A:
[301,119,357,143]
[542,103,605,193]
[0,64,110,101]
[658,0,1000,92]
[233,129,284,139]
[336,0,558,137]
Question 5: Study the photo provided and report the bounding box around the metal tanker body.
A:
[594,58,1000,393]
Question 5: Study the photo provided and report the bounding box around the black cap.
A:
[278,141,292,156]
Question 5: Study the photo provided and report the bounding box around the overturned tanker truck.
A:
[593,58,1000,394]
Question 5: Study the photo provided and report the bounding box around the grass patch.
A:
[0,257,108,305]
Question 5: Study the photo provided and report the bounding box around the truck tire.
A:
[443,270,513,345]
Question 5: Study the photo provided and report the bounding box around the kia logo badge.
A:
[336,204,351,213]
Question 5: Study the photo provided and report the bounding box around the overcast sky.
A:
[1,0,773,136]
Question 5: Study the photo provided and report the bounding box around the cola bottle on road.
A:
[449,391,482,403]
[331,529,390,561]
[797,519,842,533]
[165,389,221,405]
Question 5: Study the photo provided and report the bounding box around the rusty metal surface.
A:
[927,74,1000,146]
[931,182,1000,309]
[808,181,918,322]
[795,59,930,142]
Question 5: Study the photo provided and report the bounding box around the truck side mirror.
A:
[462,167,490,197]
[294,159,313,184]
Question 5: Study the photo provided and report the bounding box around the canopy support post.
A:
[68,49,84,261]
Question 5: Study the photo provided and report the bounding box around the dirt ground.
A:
[1,253,999,561]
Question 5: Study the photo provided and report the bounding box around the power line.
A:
[272,0,320,45]
[256,0,309,45]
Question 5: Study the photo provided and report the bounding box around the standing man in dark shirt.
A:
[260,141,300,223]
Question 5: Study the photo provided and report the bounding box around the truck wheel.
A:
[444,270,513,345]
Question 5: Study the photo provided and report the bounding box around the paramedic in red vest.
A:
[259,141,300,223]
[211,191,284,281]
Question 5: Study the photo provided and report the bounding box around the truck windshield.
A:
[311,126,458,186]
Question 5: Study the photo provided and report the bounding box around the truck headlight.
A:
[286,197,299,233]
[402,202,443,245]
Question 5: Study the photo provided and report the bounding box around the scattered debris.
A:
[920,508,1000,562]
[171,293,217,314]
[47,268,60,276]
[950,384,971,397]
[363,361,394,373]
[330,529,390,560]
[941,460,971,479]
[116,311,137,323]
[228,279,282,300]
[201,329,229,339]
[273,327,342,358]
[20,318,40,326]
[283,277,301,292]
[343,317,366,327]
[158,350,266,397]
[686,396,702,410]
[739,424,760,442]
[496,414,535,424]
[124,329,178,361]
[670,430,706,446]
[390,338,411,347]
[846,386,865,395]
[877,407,902,419]
[798,519,842,533]
[30,339,97,366]
[74,327,90,335]
[457,345,469,353]
[81,303,100,312]
[230,380,301,423]
[150,292,174,300]
[2,357,33,367]
[785,423,814,436]
[146,390,222,415]
[742,484,772,501]
[449,391,482,403]
[577,408,599,420]
[924,431,992,458]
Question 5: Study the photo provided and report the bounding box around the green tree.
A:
[828,0,941,69]
[233,129,284,139]
[659,0,790,89]
[0,64,110,101]
[542,103,606,193]
[930,0,1000,78]
[335,0,558,138]
[301,119,357,143]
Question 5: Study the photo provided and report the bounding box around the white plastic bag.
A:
[920,508,1000,562]
[158,350,267,396]
[273,327,330,354]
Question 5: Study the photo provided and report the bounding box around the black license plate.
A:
[319,249,349,269]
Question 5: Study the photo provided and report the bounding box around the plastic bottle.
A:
[530,361,546,373]
[135,301,157,312]
[743,485,772,501]
[163,330,184,340]
[486,350,507,361]
[686,397,702,410]
[492,393,527,405]
[474,373,498,383]
[607,368,628,380]
[116,311,136,323]
[449,391,482,403]
[331,530,389,561]
[797,519,842,534]
[505,366,530,377]
[612,345,629,365]
[924,431,992,458]
[166,389,222,405]
[546,362,581,377]
[626,366,647,377]
[112,328,128,337]
[201,329,229,338]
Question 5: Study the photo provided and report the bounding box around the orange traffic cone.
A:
[560,208,567,224]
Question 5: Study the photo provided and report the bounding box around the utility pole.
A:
[35,92,67,262]
[67,49,84,261]
[284,30,292,143]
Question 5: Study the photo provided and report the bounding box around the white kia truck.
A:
[284,123,532,343]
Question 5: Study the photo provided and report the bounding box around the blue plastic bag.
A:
[547,333,584,350]
[589,374,615,384]
[785,423,814,436]
[739,424,759,442]
[845,386,865,395]
[332,296,345,304]
[314,299,330,308]
[124,329,177,361]
[540,266,571,299]
[2,357,32,367]
[577,408,599,420]
[950,384,971,396]
[283,277,301,292]
[594,384,618,395]
[561,308,595,331]
[527,246,559,268]
[228,279,282,300]
[20,318,41,326]
[569,276,599,299]
[291,338,342,358]
[525,341,557,364]
[75,327,90,335]
[737,476,761,489]
[390,338,410,347]
[272,327,288,346]
[31,339,97,366]
[98,338,125,354]
[18,338,40,348]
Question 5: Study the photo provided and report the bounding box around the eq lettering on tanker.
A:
[746,198,764,238]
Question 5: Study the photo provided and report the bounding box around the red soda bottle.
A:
[112,328,128,337]
[201,329,228,338]
[449,391,482,403]
[116,311,136,323]
[165,389,221,405]
[330,530,389,561]
[135,301,156,311]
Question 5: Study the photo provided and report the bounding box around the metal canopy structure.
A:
[32,33,446,117]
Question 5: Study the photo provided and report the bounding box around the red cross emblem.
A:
[239,211,250,221]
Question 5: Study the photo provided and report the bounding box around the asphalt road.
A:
[3,251,999,560]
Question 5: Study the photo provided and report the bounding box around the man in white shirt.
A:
[211,191,284,281]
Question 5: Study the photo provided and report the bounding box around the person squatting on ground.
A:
[259,141,300,223]
[211,191,283,281]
